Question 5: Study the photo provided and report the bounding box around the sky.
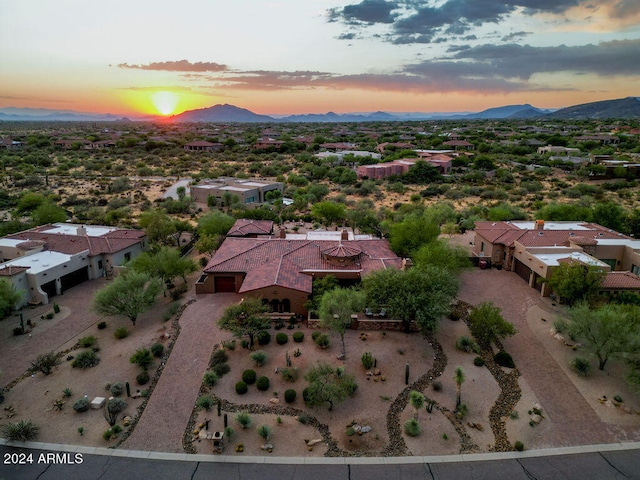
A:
[1,0,639,117]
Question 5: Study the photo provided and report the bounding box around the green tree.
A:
[363,267,458,333]
[93,271,162,326]
[547,262,606,306]
[454,366,465,410]
[130,348,153,370]
[129,246,197,287]
[103,397,127,426]
[468,302,516,347]
[0,278,23,319]
[319,288,366,359]
[29,351,63,376]
[217,297,271,349]
[195,234,223,259]
[567,302,640,371]
[304,362,357,411]
[139,209,176,246]
[305,275,338,313]
[413,240,471,274]
[31,200,67,225]
[197,210,235,237]
[386,212,440,257]
[14,192,45,216]
[311,201,346,227]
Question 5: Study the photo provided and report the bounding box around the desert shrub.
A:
[404,418,421,437]
[73,398,90,413]
[314,333,330,348]
[432,381,442,392]
[257,424,272,442]
[514,441,524,452]
[311,331,321,341]
[13,327,24,336]
[473,356,485,367]
[456,336,478,354]
[212,362,231,377]
[235,381,248,394]
[151,343,164,358]
[130,348,153,370]
[222,339,236,350]
[554,319,568,333]
[494,351,515,368]
[29,351,62,375]
[281,367,299,382]
[257,330,271,345]
[256,376,270,391]
[203,371,218,387]
[455,404,469,419]
[1,419,39,441]
[97,321,107,330]
[63,388,72,398]
[197,394,214,411]
[361,352,374,370]
[236,412,252,429]
[78,335,97,348]
[284,389,296,403]
[209,349,229,367]
[114,327,129,339]
[136,371,150,385]
[297,412,313,424]
[292,331,304,343]
[103,429,113,441]
[110,383,125,397]
[72,349,100,369]
[250,351,267,366]
[276,333,288,345]
[53,303,60,314]
[302,387,311,405]
[242,369,257,385]
[111,424,122,435]
[571,357,591,377]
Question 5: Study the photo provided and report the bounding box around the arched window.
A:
[270,299,280,312]
[282,298,291,313]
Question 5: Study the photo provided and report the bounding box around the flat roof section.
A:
[1,250,73,274]
[0,238,25,248]
[531,251,610,268]
[44,223,118,237]
[510,221,592,231]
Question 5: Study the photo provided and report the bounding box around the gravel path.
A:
[123,293,240,452]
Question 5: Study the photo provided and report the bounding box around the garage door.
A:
[513,259,531,284]
[214,276,236,292]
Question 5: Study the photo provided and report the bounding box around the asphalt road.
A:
[2,444,639,480]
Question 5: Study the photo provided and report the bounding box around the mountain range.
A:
[1,97,638,123]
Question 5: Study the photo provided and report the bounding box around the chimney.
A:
[341,228,349,241]
[279,228,286,239]
[77,225,87,236]
[534,219,545,231]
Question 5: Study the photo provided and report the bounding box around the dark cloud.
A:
[608,0,640,18]
[501,31,531,41]
[117,60,228,72]
[329,0,398,24]
[330,0,594,44]
[337,32,358,40]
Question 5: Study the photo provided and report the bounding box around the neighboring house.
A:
[442,140,475,150]
[196,230,402,315]
[226,219,274,238]
[184,141,223,152]
[473,220,640,297]
[537,145,582,155]
[0,138,24,149]
[254,138,285,150]
[190,178,284,205]
[0,223,146,307]
[357,155,451,179]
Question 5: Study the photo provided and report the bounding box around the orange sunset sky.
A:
[1,0,639,117]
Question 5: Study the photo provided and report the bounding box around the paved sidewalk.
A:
[458,269,616,447]
[0,280,108,387]
[123,293,240,453]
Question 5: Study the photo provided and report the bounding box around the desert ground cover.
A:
[2,265,640,456]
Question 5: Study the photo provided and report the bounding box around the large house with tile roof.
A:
[473,220,640,297]
[196,231,402,315]
[0,223,146,308]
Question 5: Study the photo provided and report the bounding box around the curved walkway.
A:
[458,269,618,447]
[123,293,240,452]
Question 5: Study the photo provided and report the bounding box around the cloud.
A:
[329,0,602,44]
[117,60,228,72]
[501,31,531,41]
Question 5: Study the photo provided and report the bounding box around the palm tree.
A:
[409,390,425,419]
[454,366,465,410]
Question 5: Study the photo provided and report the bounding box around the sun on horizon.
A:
[150,91,180,116]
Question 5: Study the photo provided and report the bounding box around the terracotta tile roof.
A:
[204,238,401,293]
[7,226,144,256]
[517,230,624,247]
[602,271,640,290]
[227,219,274,237]
[0,265,29,276]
